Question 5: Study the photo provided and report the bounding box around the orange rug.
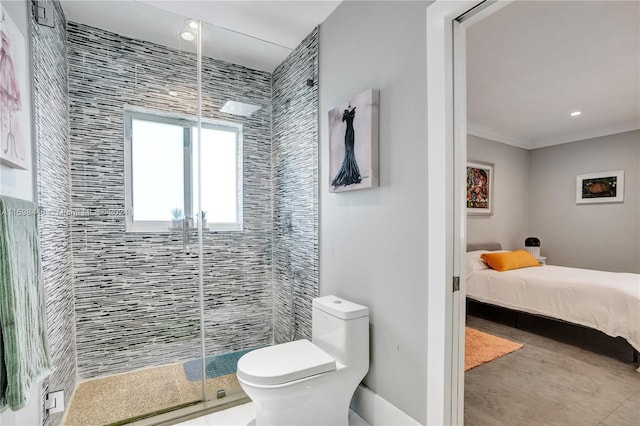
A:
[465,327,523,371]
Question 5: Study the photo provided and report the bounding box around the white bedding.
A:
[466,265,640,356]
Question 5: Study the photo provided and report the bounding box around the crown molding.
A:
[468,121,640,151]
[527,122,640,149]
[466,122,532,150]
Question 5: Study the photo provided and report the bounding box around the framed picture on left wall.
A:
[0,5,30,170]
[466,161,494,215]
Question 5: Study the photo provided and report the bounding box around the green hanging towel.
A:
[0,195,52,411]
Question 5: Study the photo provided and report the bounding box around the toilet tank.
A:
[312,295,369,369]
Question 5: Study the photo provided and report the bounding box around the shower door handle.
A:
[182,217,190,253]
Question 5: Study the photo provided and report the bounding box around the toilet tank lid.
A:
[237,339,336,386]
[313,295,369,319]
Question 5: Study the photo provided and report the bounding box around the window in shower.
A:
[124,108,243,232]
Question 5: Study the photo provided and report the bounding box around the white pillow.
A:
[466,250,489,277]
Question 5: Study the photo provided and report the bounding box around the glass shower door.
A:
[63,3,207,424]
[64,3,298,422]
[194,20,291,405]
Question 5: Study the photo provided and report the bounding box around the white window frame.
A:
[124,107,243,232]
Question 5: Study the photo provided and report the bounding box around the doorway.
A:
[426,1,498,424]
[426,1,520,424]
[429,1,640,425]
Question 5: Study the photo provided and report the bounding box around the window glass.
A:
[193,127,238,223]
[125,110,242,231]
[131,119,184,221]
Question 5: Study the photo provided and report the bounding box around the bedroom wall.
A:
[319,1,429,423]
[529,130,640,273]
[467,135,531,250]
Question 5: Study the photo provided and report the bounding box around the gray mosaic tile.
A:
[30,2,77,426]
[67,22,275,379]
[32,12,318,420]
[272,28,319,343]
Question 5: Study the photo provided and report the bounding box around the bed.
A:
[465,243,640,372]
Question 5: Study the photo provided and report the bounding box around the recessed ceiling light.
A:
[181,31,195,41]
[186,19,199,30]
[570,111,582,117]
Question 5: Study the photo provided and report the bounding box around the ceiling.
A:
[60,1,341,72]
[60,1,639,149]
[466,1,640,150]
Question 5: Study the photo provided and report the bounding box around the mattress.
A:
[466,265,640,354]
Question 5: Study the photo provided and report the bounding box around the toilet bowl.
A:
[237,295,369,426]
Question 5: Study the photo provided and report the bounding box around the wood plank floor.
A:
[465,316,640,426]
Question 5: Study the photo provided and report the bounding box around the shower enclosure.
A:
[50,1,318,423]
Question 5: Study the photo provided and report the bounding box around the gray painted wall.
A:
[319,2,429,423]
[468,130,639,273]
[272,29,319,344]
[467,135,530,250]
[529,130,640,272]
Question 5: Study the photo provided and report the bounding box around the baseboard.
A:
[350,385,421,426]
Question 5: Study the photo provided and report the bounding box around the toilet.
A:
[237,295,369,426]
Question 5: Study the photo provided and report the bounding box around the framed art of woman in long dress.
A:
[331,106,361,188]
[328,89,379,193]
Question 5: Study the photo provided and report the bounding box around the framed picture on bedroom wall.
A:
[467,161,494,215]
[576,170,624,204]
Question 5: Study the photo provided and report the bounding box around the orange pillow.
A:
[480,250,540,272]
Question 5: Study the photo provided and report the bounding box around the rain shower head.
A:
[220,100,261,117]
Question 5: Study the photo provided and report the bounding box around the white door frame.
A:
[426,1,510,424]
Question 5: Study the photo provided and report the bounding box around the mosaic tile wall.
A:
[67,23,274,378]
[272,29,319,343]
[30,2,77,425]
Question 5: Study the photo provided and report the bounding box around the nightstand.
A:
[536,256,547,266]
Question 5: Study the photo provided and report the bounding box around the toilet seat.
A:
[237,339,336,386]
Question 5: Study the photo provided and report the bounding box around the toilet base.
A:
[240,372,358,426]
[253,394,350,426]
